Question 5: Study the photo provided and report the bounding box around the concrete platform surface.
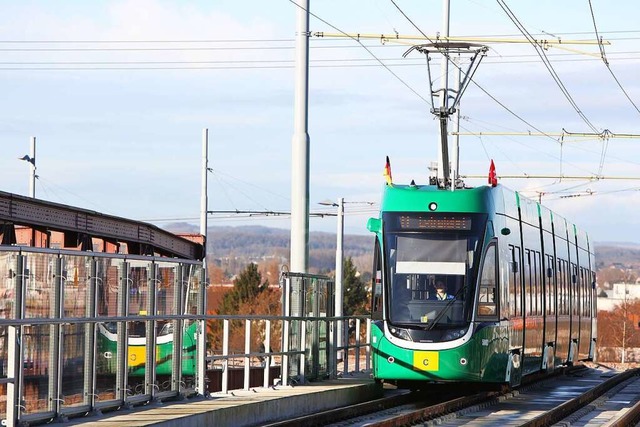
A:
[65,377,383,427]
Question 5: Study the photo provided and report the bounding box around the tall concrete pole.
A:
[290,0,310,273]
[29,137,36,198]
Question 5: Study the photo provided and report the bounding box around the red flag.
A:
[488,159,498,187]
[383,156,393,185]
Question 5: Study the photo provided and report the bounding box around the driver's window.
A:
[477,242,498,318]
[371,238,383,320]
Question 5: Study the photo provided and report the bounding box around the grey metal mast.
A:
[291,0,310,273]
[451,56,462,189]
[201,129,208,244]
[197,128,208,396]
[436,0,451,187]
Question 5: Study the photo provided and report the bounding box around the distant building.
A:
[597,282,640,311]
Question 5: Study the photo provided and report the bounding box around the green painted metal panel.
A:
[371,322,510,383]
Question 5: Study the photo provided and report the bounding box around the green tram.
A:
[96,321,198,376]
[367,177,596,388]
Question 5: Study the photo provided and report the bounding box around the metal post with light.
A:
[19,137,37,198]
[198,128,209,396]
[319,198,344,361]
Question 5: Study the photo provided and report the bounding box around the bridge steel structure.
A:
[0,191,209,425]
[0,190,204,260]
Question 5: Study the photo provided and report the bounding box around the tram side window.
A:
[557,260,563,315]
[571,263,580,316]
[509,245,521,317]
[581,267,589,317]
[564,261,569,315]
[524,249,532,316]
[546,254,555,315]
[592,271,597,314]
[580,268,585,317]
[558,260,567,315]
[586,268,592,317]
[534,251,542,315]
[585,268,590,317]
[590,270,595,317]
[477,243,498,317]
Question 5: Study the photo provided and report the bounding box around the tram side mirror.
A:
[547,268,553,278]
[367,218,381,233]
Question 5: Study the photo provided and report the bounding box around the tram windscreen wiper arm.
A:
[426,285,466,331]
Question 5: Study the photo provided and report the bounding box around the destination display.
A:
[398,214,472,231]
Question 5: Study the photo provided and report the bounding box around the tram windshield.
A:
[383,212,487,330]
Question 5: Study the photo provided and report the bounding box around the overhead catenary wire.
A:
[531,185,640,201]
[587,0,640,116]
[385,0,634,193]
[460,174,640,180]
[3,52,640,70]
[7,7,638,216]
[496,0,600,134]
[388,0,562,146]
[1,32,639,71]
[2,28,640,44]
[287,0,429,104]
[456,120,640,169]
[141,205,380,224]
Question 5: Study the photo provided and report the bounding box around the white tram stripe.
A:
[396,261,465,275]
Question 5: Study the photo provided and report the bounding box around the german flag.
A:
[383,156,393,185]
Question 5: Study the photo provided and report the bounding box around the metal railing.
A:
[0,246,371,426]
[204,314,371,391]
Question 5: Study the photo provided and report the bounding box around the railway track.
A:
[267,365,640,427]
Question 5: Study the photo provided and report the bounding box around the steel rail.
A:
[608,392,640,427]
[264,366,584,427]
[261,390,417,427]
[520,368,640,427]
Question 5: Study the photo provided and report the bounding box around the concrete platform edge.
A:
[74,379,383,427]
[163,380,383,427]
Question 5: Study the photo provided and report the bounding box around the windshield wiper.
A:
[426,285,466,331]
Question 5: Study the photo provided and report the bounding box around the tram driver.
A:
[431,280,455,301]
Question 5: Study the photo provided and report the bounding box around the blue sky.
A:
[1,0,639,243]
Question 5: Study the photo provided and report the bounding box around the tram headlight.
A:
[389,326,412,341]
[443,327,468,341]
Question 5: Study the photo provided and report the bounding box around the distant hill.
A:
[164,223,373,274]
[163,223,638,280]
[594,243,640,271]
